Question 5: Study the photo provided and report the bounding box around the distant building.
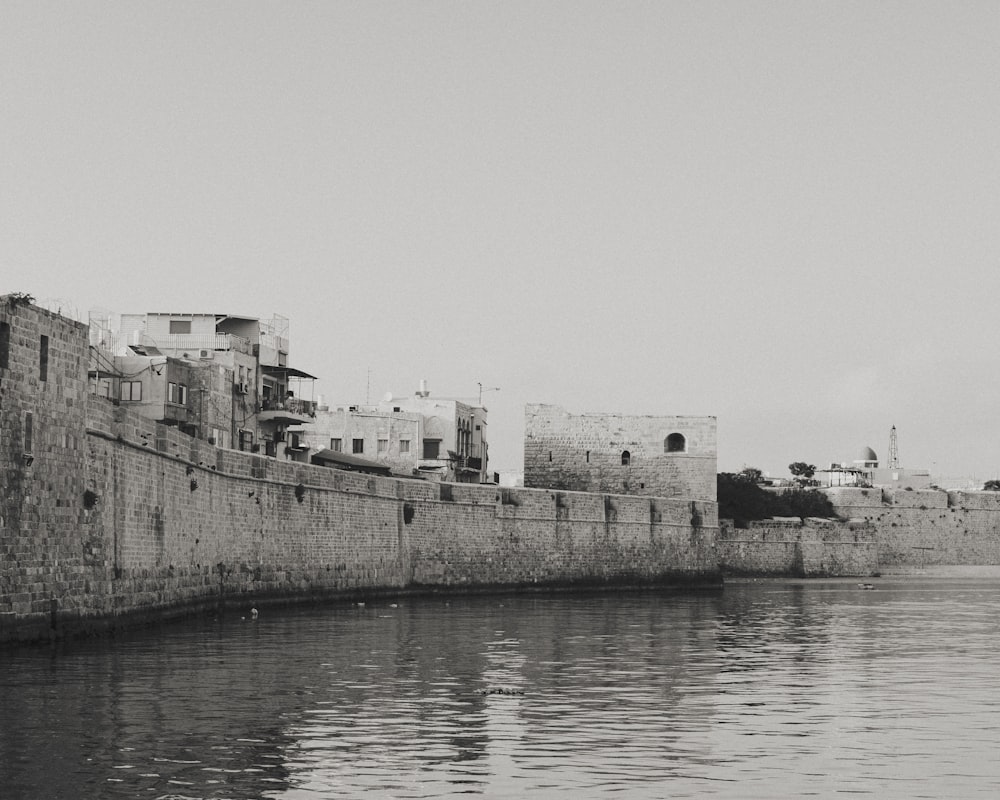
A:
[523,404,717,500]
[294,381,490,482]
[88,310,316,459]
[819,446,932,489]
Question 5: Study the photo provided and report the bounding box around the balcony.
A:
[258,396,316,426]
[158,332,253,356]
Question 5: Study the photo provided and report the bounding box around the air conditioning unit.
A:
[235,382,249,395]
[198,349,214,360]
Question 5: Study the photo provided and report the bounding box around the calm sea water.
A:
[2,573,999,799]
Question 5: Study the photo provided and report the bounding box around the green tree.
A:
[983,479,1000,491]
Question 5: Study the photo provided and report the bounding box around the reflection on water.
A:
[1,576,999,799]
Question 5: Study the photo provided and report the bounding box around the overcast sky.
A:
[3,1,999,483]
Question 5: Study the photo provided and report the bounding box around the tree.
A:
[717,472,771,527]
[983,480,1000,491]
[789,461,818,487]
[718,470,839,528]
[738,466,763,484]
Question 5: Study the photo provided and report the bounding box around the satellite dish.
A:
[383,391,393,402]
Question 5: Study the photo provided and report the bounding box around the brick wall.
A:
[524,404,717,500]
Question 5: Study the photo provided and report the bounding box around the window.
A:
[0,321,9,369]
[39,335,49,381]
[352,438,364,454]
[377,438,388,454]
[168,382,188,405]
[24,412,33,454]
[621,450,631,466]
[399,439,410,454]
[330,438,342,452]
[120,381,142,401]
[239,430,253,451]
[423,439,441,459]
[665,433,686,453]
[169,320,192,334]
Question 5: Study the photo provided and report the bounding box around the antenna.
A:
[477,382,500,405]
[888,425,899,469]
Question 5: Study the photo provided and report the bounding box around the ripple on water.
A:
[1,582,999,798]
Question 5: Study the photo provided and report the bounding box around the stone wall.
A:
[824,487,1000,567]
[0,404,720,641]
[0,298,92,640]
[524,404,717,500]
[718,518,878,577]
[2,389,721,643]
[0,301,723,642]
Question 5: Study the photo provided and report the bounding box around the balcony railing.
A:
[261,397,317,416]
[157,333,252,356]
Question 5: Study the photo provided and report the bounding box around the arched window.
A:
[665,433,686,453]
[621,450,631,466]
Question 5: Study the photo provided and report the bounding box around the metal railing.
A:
[260,397,317,416]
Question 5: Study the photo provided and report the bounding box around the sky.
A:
[3,1,999,484]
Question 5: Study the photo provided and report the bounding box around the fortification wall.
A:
[524,404,717,500]
[824,487,1000,567]
[1,393,721,642]
[718,518,878,577]
[0,301,726,642]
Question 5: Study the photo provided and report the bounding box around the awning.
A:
[261,365,317,380]
[310,449,392,475]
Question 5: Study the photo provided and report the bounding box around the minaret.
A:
[888,425,899,469]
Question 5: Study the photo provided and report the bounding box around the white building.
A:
[295,381,490,482]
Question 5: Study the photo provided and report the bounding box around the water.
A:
[2,575,999,799]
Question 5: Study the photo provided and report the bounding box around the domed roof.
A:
[859,446,878,462]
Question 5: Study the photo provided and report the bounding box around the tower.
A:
[888,425,899,469]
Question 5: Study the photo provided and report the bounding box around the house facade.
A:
[88,310,315,459]
[295,382,490,482]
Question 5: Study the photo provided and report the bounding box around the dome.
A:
[858,446,878,463]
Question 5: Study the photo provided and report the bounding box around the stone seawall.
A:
[824,487,1000,567]
[0,398,721,643]
[718,518,878,577]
